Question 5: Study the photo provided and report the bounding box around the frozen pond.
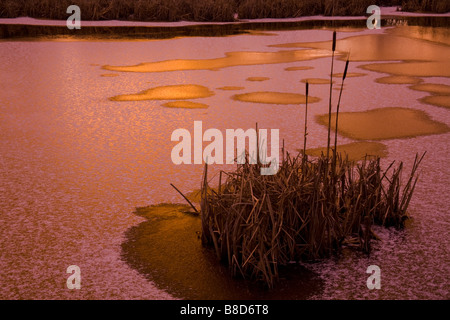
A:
[0,18,449,299]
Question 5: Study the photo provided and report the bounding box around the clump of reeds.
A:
[199,30,425,288]
[200,150,424,287]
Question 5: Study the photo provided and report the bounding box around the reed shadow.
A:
[121,203,324,300]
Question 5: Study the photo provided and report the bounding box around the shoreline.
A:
[0,7,449,28]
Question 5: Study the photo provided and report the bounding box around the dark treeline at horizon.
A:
[2,16,449,41]
[0,0,449,22]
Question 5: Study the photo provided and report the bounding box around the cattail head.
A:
[305,81,309,97]
[332,31,336,52]
[343,59,349,80]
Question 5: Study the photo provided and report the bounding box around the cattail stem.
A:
[256,122,259,165]
[303,81,309,158]
[326,30,337,160]
[334,58,349,159]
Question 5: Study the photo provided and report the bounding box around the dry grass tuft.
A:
[200,151,424,287]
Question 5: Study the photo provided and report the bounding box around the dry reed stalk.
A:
[326,30,337,160]
[170,183,199,214]
[334,57,349,159]
[303,81,309,159]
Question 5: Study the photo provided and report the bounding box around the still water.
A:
[0,20,449,299]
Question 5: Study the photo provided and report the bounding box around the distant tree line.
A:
[0,0,448,22]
